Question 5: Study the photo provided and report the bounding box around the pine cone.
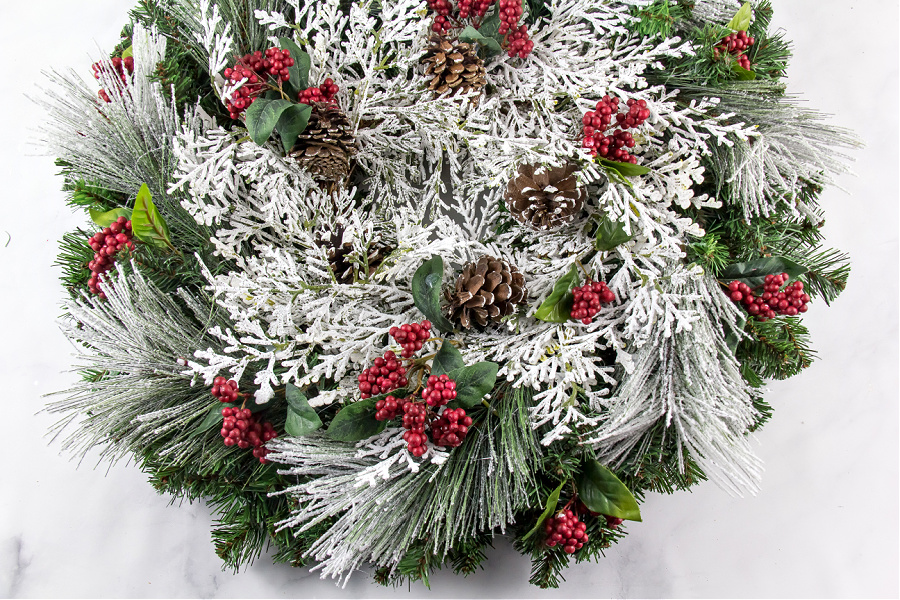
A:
[290,102,358,182]
[446,255,527,328]
[420,35,487,99]
[504,163,586,231]
[319,226,393,284]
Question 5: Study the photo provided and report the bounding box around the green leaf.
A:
[121,45,133,59]
[284,383,322,437]
[534,264,579,323]
[411,255,455,333]
[326,398,387,442]
[278,36,311,95]
[594,216,633,252]
[458,24,503,56]
[596,156,651,178]
[726,2,753,31]
[720,257,808,288]
[243,98,296,146]
[447,361,499,409]
[523,480,565,540]
[577,459,642,522]
[89,207,132,228]
[432,340,465,377]
[732,64,757,80]
[130,184,173,249]
[275,103,313,154]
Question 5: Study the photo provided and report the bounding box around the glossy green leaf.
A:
[447,361,499,408]
[278,36,311,95]
[432,340,465,377]
[597,156,651,177]
[276,103,313,154]
[325,398,387,442]
[732,64,757,80]
[284,383,322,437]
[726,2,753,31]
[523,480,565,540]
[121,45,133,59]
[130,184,173,249]
[577,459,642,521]
[458,24,503,56]
[411,255,455,333]
[594,216,633,252]
[720,257,808,288]
[89,207,132,228]
[534,264,579,323]
[244,98,295,146]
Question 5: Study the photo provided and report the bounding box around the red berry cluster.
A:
[544,509,589,554]
[86,216,134,298]
[92,56,135,103]
[375,376,472,455]
[211,376,240,403]
[389,320,433,359]
[714,30,755,70]
[220,406,277,463]
[457,0,492,19]
[298,78,340,104]
[726,273,810,321]
[357,351,409,399]
[425,0,534,58]
[223,47,295,119]
[422,374,457,407]
[402,401,430,456]
[430,407,472,448]
[581,96,651,164]
[570,280,615,324]
[375,394,409,421]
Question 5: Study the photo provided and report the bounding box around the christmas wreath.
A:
[42,0,858,588]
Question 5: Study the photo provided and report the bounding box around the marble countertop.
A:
[1,0,896,597]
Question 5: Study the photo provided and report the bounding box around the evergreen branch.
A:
[738,316,815,381]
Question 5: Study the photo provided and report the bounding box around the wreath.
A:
[42,0,857,588]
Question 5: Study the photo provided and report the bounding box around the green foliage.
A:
[431,339,465,376]
[617,419,708,496]
[738,316,814,381]
[411,255,455,332]
[131,184,174,250]
[325,397,387,441]
[285,383,323,436]
[627,0,692,38]
[58,168,127,212]
[594,216,633,252]
[534,264,579,323]
[447,361,499,408]
[55,229,94,295]
[686,231,730,273]
[577,460,642,521]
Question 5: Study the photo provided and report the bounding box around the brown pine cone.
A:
[420,35,487,99]
[503,163,586,231]
[446,255,527,328]
[290,102,358,182]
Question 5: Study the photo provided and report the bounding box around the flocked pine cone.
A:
[318,225,393,284]
[446,255,527,328]
[289,102,358,182]
[420,35,487,99]
[504,163,586,230]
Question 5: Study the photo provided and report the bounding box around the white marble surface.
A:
[1,0,897,597]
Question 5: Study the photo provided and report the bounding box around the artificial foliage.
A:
[41,0,858,589]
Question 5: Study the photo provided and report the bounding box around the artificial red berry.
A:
[581,96,647,163]
[714,30,755,72]
[85,216,134,296]
[220,406,277,463]
[357,350,408,399]
[724,273,810,321]
[544,509,589,553]
[375,395,410,421]
[401,401,429,456]
[389,320,433,358]
[211,377,241,403]
[570,279,615,324]
[223,47,296,117]
[431,407,472,448]
[422,374,457,408]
